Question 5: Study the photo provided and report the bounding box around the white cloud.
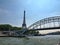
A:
[27,0,32,5]
[50,11,60,16]
[0,8,10,16]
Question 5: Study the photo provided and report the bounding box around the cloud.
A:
[27,0,32,4]
[50,11,60,16]
[0,8,10,16]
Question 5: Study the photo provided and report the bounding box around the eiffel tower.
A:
[22,10,27,29]
[20,10,28,34]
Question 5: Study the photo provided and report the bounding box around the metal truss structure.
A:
[28,16,60,30]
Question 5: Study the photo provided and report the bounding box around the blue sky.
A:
[0,0,60,27]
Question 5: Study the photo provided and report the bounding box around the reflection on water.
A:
[0,35,60,45]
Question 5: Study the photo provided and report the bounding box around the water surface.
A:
[0,35,60,45]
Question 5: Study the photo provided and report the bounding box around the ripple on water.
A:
[0,35,60,45]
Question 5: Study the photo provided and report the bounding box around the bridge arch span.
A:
[28,16,60,29]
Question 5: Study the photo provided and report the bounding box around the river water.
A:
[0,35,60,45]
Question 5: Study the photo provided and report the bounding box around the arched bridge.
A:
[28,16,60,30]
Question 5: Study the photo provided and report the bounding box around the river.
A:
[0,35,60,45]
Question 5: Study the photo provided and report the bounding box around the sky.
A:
[0,0,60,34]
[0,0,60,27]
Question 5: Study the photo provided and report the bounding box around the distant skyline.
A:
[0,0,60,27]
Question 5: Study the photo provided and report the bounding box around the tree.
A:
[0,24,12,31]
[0,24,22,31]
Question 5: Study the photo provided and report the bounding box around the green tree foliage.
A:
[0,24,12,31]
[11,27,22,30]
[0,24,22,31]
[25,30,39,35]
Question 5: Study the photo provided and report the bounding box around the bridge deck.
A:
[29,27,60,30]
